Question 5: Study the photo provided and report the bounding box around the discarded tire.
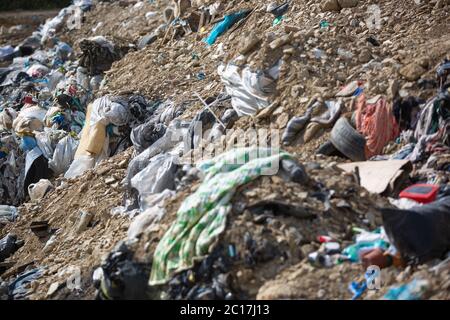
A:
[330,117,366,161]
[316,141,338,156]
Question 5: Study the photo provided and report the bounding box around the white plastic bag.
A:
[91,96,129,127]
[28,179,53,201]
[64,155,95,179]
[76,66,90,90]
[46,69,65,91]
[17,106,47,121]
[26,63,50,77]
[127,206,166,239]
[0,205,18,222]
[218,62,280,116]
[130,153,177,197]
[0,45,14,60]
[126,120,188,185]
[34,130,55,160]
[49,135,79,175]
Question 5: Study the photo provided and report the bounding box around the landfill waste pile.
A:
[0,0,449,300]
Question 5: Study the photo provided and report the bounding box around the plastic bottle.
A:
[342,239,389,262]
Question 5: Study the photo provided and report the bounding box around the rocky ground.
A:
[1,0,449,300]
[0,10,60,47]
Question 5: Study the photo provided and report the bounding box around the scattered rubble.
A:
[1,0,449,301]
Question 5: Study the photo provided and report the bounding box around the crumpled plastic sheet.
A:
[0,205,18,223]
[310,100,342,127]
[381,196,450,264]
[48,135,79,175]
[90,95,129,127]
[282,112,312,145]
[7,268,43,300]
[0,136,25,205]
[218,62,280,116]
[127,190,176,239]
[383,279,429,300]
[96,241,148,300]
[34,128,67,160]
[79,36,121,76]
[53,42,73,66]
[204,10,250,45]
[206,108,238,142]
[149,147,292,285]
[186,108,215,149]
[151,100,185,125]
[0,108,17,131]
[125,120,189,188]
[26,63,50,78]
[131,121,166,154]
[64,154,95,179]
[130,153,178,199]
[0,70,30,87]
[0,234,20,262]
[128,94,157,128]
[0,46,14,61]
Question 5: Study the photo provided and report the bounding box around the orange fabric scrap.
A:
[355,95,400,158]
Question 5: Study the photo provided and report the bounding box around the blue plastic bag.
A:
[20,136,38,152]
[383,279,429,300]
[204,10,249,46]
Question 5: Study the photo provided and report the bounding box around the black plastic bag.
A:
[380,196,450,264]
[0,234,23,263]
[97,241,150,300]
[8,268,42,300]
[131,122,166,154]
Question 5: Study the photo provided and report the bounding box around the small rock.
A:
[240,34,261,55]
[283,46,295,55]
[111,182,120,189]
[415,57,429,69]
[435,0,445,8]
[349,18,359,28]
[321,0,341,12]
[358,49,372,63]
[47,282,59,297]
[336,199,351,208]
[269,34,291,50]
[272,107,284,116]
[117,159,128,168]
[104,177,116,184]
[338,0,358,8]
[74,210,94,234]
[396,265,412,283]
[291,85,303,98]
[276,113,290,128]
[301,244,315,256]
[399,63,426,81]
[387,79,399,99]
[329,272,340,281]
[96,166,110,175]
[298,192,308,199]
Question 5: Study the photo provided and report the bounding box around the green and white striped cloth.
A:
[149,147,291,285]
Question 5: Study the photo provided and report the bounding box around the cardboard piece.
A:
[338,160,412,194]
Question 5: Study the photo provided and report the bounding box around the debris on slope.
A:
[1,0,449,301]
